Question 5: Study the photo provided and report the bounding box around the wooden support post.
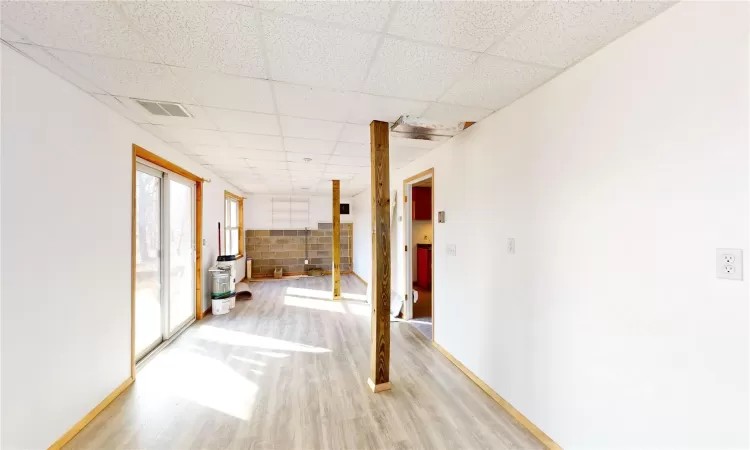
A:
[332,179,341,300]
[368,120,391,393]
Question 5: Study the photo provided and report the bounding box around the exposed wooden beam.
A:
[332,180,341,300]
[368,120,391,393]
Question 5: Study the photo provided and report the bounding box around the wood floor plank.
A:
[64,275,544,450]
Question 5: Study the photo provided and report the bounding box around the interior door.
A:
[135,164,163,361]
[167,175,196,335]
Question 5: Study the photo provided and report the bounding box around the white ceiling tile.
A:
[388,2,533,52]
[139,123,177,143]
[48,49,194,103]
[225,178,255,190]
[239,183,270,193]
[327,155,370,167]
[243,159,288,170]
[188,145,240,156]
[284,137,336,155]
[440,56,559,110]
[325,165,370,175]
[1,2,160,62]
[199,155,250,167]
[279,116,343,141]
[489,2,673,68]
[167,142,193,155]
[211,171,255,183]
[334,142,369,157]
[170,67,275,113]
[262,14,380,90]
[256,1,392,31]
[255,169,291,180]
[121,2,266,78]
[227,133,284,151]
[363,38,477,101]
[12,44,105,94]
[155,127,230,146]
[339,123,370,143]
[94,95,150,124]
[290,171,322,181]
[421,103,494,125]
[286,152,330,164]
[287,161,326,172]
[235,149,287,161]
[1,22,31,43]
[322,172,355,181]
[347,94,428,125]
[204,107,279,135]
[191,146,285,161]
[273,82,356,122]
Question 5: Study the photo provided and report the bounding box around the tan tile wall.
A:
[245,223,352,277]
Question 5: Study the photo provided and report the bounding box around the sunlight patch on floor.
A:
[140,348,257,421]
[230,355,267,366]
[284,295,346,312]
[195,325,331,353]
[342,292,368,301]
[343,302,370,317]
[254,350,289,358]
[286,287,331,299]
[285,286,367,302]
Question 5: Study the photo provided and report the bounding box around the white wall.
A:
[245,193,353,230]
[352,189,371,283]
[0,44,244,449]
[354,2,749,448]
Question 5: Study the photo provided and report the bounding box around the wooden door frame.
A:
[403,168,435,341]
[131,144,205,378]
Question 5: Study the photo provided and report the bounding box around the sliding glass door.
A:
[168,176,196,334]
[135,162,196,363]
[135,166,163,361]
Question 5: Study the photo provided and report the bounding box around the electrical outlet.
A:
[717,248,743,280]
[447,244,457,256]
[304,259,309,264]
[507,238,515,254]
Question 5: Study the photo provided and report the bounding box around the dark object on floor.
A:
[236,291,252,301]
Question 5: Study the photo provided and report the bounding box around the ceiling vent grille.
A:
[135,99,191,118]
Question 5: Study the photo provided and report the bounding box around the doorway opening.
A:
[132,145,203,374]
[403,168,434,340]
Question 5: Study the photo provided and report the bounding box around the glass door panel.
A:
[167,177,195,335]
[135,167,163,361]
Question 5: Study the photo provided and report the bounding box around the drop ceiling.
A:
[1,1,672,196]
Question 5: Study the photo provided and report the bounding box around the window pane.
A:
[224,230,232,255]
[230,231,238,255]
[230,200,238,226]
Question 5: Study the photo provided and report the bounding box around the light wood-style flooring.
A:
[66,275,544,450]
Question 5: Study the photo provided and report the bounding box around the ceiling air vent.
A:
[135,99,191,118]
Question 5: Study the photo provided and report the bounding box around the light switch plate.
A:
[507,238,515,254]
[447,244,456,256]
[717,248,743,280]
